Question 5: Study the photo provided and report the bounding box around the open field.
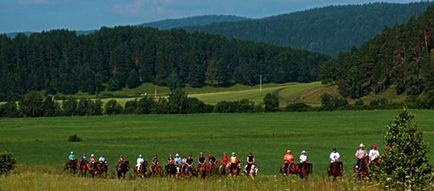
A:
[68,81,409,107]
[0,110,433,190]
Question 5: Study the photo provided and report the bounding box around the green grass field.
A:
[0,110,432,175]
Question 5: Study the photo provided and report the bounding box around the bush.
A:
[68,134,82,142]
[0,151,16,175]
[263,93,279,112]
[369,98,389,109]
[214,99,255,113]
[168,89,189,114]
[62,97,77,116]
[377,109,433,190]
[0,101,20,117]
[124,100,138,114]
[136,96,155,114]
[104,100,123,115]
[354,99,367,110]
[285,103,312,112]
[19,91,45,117]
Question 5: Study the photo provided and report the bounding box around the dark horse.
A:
[134,161,148,178]
[64,159,78,174]
[280,163,299,176]
[116,160,130,179]
[150,163,163,176]
[79,160,90,177]
[328,161,343,181]
[298,162,313,179]
[225,161,242,176]
[207,161,218,176]
[356,156,370,180]
[197,163,207,178]
[165,164,177,176]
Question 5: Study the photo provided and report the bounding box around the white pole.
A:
[260,74,262,92]
[155,88,157,99]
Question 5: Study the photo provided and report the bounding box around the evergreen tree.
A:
[126,69,141,89]
[168,88,188,114]
[377,109,433,190]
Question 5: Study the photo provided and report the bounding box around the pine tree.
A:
[263,93,279,112]
[126,69,141,89]
[378,109,433,190]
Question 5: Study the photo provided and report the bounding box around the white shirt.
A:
[137,158,144,165]
[355,149,368,159]
[300,154,307,163]
[369,149,380,162]
[98,157,105,162]
[330,152,340,163]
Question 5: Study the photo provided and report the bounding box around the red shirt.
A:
[221,156,228,165]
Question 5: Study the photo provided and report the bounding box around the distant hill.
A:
[330,5,434,98]
[183,2,433,56]
[139,15,249,30]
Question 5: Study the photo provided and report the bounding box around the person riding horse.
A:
[354,144,368,172]
[283,150,295,174]
[368,144,380,163]
[174,154,182,174]
[299,150,308,169]
[198,152,206,167]
[230,152,238,173]
[245,152,256,174]
[166,154,176,175]
[65,151,78,173]
[136,154,145,172]
[186,154,194,175]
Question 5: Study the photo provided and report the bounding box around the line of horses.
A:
[64,157,378,180]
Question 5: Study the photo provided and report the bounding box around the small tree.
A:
[0,151,16,175]
[104,100,123,115]
[263,93,279,112]
[19,91,45,117]
[378,109,433,190]
[0,101,20,117]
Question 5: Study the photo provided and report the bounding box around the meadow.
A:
[0,110,433,190]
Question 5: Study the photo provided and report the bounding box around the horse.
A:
[165,164,177,176]
[79,160,90,177]
[280,163,298,176]
[150,163,162,176]
[298,162,313,179]
[243,164,258,179]
[116,160,130,179]
[185,164,197,177]
[356,156,370,180]
[134,160,148,178]
[226,161,242,176]
[328,161,343,181]
[64,159,78,174]
[218,162,227,176]
[197,163,207,178]
[207,161,219,176]
[92,161,108,177]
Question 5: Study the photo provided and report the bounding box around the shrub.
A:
[0,101,20,117]
[263,93,279,112]
[104,100,123,115]
[124,100,138,114]
[285,103,312,112]
[168,89,188,114]
[62,97,77,116]
[19,91,45,117]
[369,98,389,109]
[0,151,16,175]
[377,109,433,190]
[354,99,367,110]
[136,96,155,114]
[68,134,82,142]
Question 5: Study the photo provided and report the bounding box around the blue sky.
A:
[0,0,415,33]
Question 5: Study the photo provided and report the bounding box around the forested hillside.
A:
[326,6,434,99]
[0,27,329,101]
[183,2,432,56]
[140,15,249,30]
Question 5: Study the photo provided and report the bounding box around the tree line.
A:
[0,26,330,102]
[321,5,434,99]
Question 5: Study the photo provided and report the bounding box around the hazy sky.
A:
[0,0,416,33]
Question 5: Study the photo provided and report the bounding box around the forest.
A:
[183,2,432,56]
[323,6,434,99]
[0,27,329,101]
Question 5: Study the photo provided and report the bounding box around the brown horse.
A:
[64,159,78,174]
[218,162,227,176]
[298,163,313,179]
[92,161,108,177]
[150,163,162,176]
[79,160,90,177]
[197,163,207,178]
[134,161,148,178]
[356,156,370,180]
[207,161,218,176]
[116,160,130,179]
[280,163,298,176]
[243,164,258,179]
[328,161,343,181]
[165,164,177,176]
[226,161,242,176]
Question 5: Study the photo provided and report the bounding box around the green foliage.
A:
[67,134,82,142]
[354,99,367,110]
[320,93,349,111]
[213,99,255,113]
[126,70,141,89]
[42,97,60,117]
[285,103,312,112]
[0,101,20,117]
[19,91,45,117]
[62,97,77,116]
[377,109,433,190]
[104,100,123,115]
[123,100,138,114]
[0,151,16,175]
[320,60,338,84]
[369,98,389,109]
[263,93,279,112]
[135,96,155,114]
[168,89,189,114]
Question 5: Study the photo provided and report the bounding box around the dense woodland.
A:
[0,27,329,101]
[324,6,434,99]
[140,15,248,30]
[183,2,432,56]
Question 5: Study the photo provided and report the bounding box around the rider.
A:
[136,154,145,171]
[198,152,206,166]
[208,153,216,165]
[283,150,294,173]
[299,150,308,169]
[368,144,380,163]
[329,148,340,169]
[168,154,174,165]
[68,151,76,161]
[117,154,125,164]
[186,154,194,174]
[245,152,256,173]
[80,153,87,163]
[152,154,159,166]
[355,144,368,170]
[230,152,238,172]
[98,155,106,163]
[174,153,182,172]
[90,153,96,164]
[221,153,229,167]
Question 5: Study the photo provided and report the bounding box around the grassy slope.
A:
[0,110,432,176]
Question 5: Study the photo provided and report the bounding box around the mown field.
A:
[0,110,433,190]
